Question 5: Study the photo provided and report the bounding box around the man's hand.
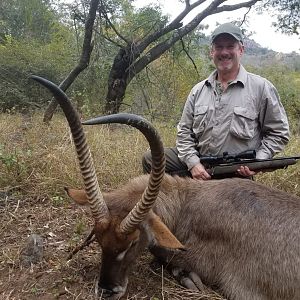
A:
[236,166,257,177]
[190,163,211,180]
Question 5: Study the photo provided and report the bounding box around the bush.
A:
[0,30,76,112]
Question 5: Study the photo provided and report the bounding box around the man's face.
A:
[210,34,244,73]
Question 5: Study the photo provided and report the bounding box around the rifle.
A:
[200,150,300,178]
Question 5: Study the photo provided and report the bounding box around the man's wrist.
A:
[186,156,201,170]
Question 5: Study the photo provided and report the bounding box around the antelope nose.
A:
[99,287,119,299]
[98,285,125,300]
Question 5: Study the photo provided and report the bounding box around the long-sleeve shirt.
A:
[176,65,290,170]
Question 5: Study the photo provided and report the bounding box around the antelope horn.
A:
[82,113,165,234]
[30,76,110,224]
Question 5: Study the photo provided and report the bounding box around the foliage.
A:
[0,0,299,116]
[125,47,211,122]
[121,4,169,42]
[261,0,300,35]
[0,0,72,111]
[0,0,58,43]
[0,33,76,112]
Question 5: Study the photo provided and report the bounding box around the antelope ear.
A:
[65,187,89,205]
[147,212,185,250]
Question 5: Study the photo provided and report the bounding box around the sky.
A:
[134,0,300,54]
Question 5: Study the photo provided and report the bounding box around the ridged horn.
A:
[30,76,109,224]
[82,113,165,234]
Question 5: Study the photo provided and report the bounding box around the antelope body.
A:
[31,76,300,300]
[70,174,300,300]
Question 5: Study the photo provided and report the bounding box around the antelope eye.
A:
[116,248,128,261]
[115,238,139,261]
[130,238,139,247]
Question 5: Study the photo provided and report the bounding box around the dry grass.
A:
[0,112,299,299]
[256,135,300,196]
[0,113,151,196]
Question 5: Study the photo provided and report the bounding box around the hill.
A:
[243,38,300,70]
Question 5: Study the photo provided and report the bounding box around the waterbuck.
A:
[31,75,300,300]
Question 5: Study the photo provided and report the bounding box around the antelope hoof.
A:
[172,267,205,291]
[98,288,124,300]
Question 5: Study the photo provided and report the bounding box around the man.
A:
[143,22,290,180]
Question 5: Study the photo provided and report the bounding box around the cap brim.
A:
[211,32,243,44]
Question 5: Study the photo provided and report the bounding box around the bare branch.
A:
[180,39,199,76]
[99,1,131,45]
[171,0,207,25]
[136,0,209,55]
[94,27,124,47]
[213,0,261,14]
[240,7,253,25]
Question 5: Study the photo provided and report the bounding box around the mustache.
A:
[219,54,231,59]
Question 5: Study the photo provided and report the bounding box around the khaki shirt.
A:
[176,65,290,170]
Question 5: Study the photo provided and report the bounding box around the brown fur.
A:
[68,175,300,300]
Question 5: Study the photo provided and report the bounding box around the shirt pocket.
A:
[230,106,256,139]
[193,105,208,135]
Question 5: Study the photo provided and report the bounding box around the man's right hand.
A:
[190,163,211,180]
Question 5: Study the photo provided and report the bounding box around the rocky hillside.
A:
[243,38,300,70]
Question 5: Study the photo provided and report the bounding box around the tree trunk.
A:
[104,46,131,114]
[43,0,99,123]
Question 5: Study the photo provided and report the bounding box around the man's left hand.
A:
[236,166,257,177]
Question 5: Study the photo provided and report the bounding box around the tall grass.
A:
[0,113,176,200]
[0,113,299,200]
[256,136,300,195]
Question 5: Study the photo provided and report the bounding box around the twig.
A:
[64,286,77,297]
[67,229,96,260]
[161,264,165,300]
[13,199,20,213]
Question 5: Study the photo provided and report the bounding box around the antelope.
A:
[31,75,300,300]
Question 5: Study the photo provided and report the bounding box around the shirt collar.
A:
[205,64,247,87]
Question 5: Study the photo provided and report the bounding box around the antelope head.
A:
[31,76,184,300]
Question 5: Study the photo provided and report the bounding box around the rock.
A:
[20,234,44,267]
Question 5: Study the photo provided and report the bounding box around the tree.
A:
[0,0,57,43]
[0,0,78,113]
[43,0,100,122]
[44,0,300,120]
[262,0,300,35]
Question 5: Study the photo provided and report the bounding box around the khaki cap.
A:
[211,23,243,44]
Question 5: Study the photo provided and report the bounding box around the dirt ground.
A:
[0,190,224,300]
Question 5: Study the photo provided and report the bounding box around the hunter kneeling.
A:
[142,22,290,180]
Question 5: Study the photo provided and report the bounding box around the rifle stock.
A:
[207,158,298,177]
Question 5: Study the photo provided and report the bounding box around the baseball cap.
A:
[211,23,244,44]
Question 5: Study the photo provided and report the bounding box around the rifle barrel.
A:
[208,158,298,177]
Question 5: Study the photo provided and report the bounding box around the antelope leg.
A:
[171,267,205,291]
